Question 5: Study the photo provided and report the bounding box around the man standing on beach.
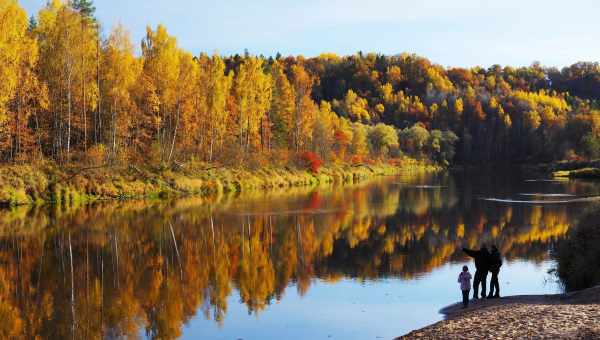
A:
[487,245,502,298]
[462,245,490,299]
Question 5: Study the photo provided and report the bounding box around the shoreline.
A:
[0,160,441,207]
[398,286,600,339]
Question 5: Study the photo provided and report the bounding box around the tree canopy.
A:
[0,1,599,167]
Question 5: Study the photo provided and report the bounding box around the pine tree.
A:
[269,61,294,150]
[71,0,96,21]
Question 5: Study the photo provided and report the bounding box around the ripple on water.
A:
[518,193,576,197]
[524,179,569,183]
[480,196,600,204]
[392,183,447,189]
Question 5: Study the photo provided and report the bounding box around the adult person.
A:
[487,245,502,298]
[462,245,490,299]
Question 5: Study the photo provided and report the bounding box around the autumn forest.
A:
[3,0,600,338]
[1,0,599,171]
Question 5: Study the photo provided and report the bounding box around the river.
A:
[1,169,599,339]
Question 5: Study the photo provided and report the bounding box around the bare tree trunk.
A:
[82,32,87,152]
[112,97,117,158]
[36,237,45,296]
[209,127,214,162]
[95,35,101,145]
[15,85,22,161]
[65,27,73,159]
[296,218,304,264]
[295,97,302,153]
[241,221,245,257]
[245,117,251,152]
[67,62,73,158]
[210,215,216,253]
[168,221,183,278]
[59,81,64,161]
[239,111,244,150]
[158,104,165,162]
[68,233,76,340]
[113,231,119,288]
[34,108,42,159]
[168,102,181,162]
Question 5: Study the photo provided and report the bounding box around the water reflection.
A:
[0,171,594,339]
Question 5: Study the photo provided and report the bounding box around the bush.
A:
[564,149,584,162]
[84,144,107,166]
[299,152,322,173]
[350,155,364,165]
[583,133,600,159]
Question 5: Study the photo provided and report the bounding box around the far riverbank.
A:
[0,159,441,206]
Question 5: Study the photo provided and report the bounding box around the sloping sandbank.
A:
[397,286,600,339]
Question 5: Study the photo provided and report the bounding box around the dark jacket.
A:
[462,247,491,272]
[489,249,502,272]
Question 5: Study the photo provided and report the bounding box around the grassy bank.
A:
[0,159,441,206]
[549,159,600,179]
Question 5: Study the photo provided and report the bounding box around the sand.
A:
[397,286,600,339]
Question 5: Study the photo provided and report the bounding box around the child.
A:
[457,265,472,308]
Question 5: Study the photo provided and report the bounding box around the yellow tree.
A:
[343,89,370,121]
[234,57,272,154]
[72,0,99,152]
[101,23,140,159]
[131,74,160,159]
[36,0,98,159]
[332,116,353,161]
[312,101,335,161]
[141,24,180,162]
[205,55,233,161]
[290,64,317,152]
[168,50,198,161]
[0,0,48,161]
[0,0,24,122]
[350,123,369,159]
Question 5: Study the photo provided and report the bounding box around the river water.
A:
[1,169,599,339]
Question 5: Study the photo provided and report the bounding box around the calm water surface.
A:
[1,169,599,339]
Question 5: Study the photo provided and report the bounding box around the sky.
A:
[20,0,600,68]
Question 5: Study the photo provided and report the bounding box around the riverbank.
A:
[0,159,441,206]
[553,167,600,179]
[398,286,600,339]
[548,159,600,179]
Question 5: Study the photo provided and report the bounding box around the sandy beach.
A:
[398,286,600,339]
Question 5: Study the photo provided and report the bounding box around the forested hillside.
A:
[1,0,599,169]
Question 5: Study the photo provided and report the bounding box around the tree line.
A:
[1,0,599,168]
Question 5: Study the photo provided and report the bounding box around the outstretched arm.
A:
[462,248,478,258]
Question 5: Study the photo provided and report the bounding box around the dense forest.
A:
[1,0,599,170]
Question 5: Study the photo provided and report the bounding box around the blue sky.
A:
[21,0,600,68]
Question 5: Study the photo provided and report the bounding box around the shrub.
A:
[350,155,363,165]
[299,152,322,173]
[564,149,584,162]
[85,144,107,166]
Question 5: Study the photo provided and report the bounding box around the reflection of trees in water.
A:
[0,176,578,338]
[554,207,600,292]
